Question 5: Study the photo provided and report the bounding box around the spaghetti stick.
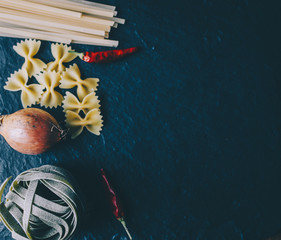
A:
[0,0,82,18]
[0,0,115,27]
[14,27,116,46]
[0,18,106,39]
[0,6,110,31]
[106,16,125,25]
[56,0,116,12]
[95,15,126,25]
[0,22,117,47]
[25,0,115,17]
[0,2,114,29]
[22,26,117,46]
[0,25,115,46]
[0,8,106,36]
[81,15,115,27]
[72,40,118,47]
[71,0,116,11]
[0,0,124,46]
[0,26,71,43]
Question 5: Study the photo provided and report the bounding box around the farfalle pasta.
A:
[46,43,77,73]
[60,64,99,101]
[4,69,44,108]
[35,71,64,108]
[13,39,46,77]
[66,109,103,139]
[4,40,104,139]
[62,92,100,114]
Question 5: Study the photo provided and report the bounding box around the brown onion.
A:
[0,108,65,155]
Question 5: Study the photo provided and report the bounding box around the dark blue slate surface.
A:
[0,0,281,239]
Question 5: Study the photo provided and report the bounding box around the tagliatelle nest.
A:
[0,165,83,240]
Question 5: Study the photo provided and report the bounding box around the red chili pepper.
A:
[70,47,139,63]
[100,169,132,240]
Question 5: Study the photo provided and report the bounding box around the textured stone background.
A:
[0,0,281,239]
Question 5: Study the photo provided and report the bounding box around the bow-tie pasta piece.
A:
[66,109,103,139]
[4,69,45,108]
[13,39,46,77]
[60,64,99,101]
[46,43,77,73]
[62,92,100,114]
[35,71,64,108]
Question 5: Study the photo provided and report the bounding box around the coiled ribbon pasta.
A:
[0,165,83,240]
[13,39,46,77]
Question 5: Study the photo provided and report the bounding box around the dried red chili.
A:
[70,47,139,63]
[101,169,132,240]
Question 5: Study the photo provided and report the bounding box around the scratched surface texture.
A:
[0,0,281,239]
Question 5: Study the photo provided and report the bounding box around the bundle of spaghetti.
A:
[0,165,84,240]
[0,0,125,47]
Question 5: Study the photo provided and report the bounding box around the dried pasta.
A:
[35,71,64,108]
[62,91,100,114]
[13,39,47,77]
[65,109,103,139]
[0,165,83,240]
[46,43,77,73]
[60,64,99,101]
[4,41,104,139]
[4,69,44,108]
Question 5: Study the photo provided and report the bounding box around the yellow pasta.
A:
[4,69,45,108]
[46,43,77,73]
[35,71,64,108]
[62,91,100,114]
[60,64,99,101]
[65,109,103,139]
[13,39,47,77]
[4,41,104,139]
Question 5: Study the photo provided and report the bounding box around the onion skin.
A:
[0,108,65,155]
